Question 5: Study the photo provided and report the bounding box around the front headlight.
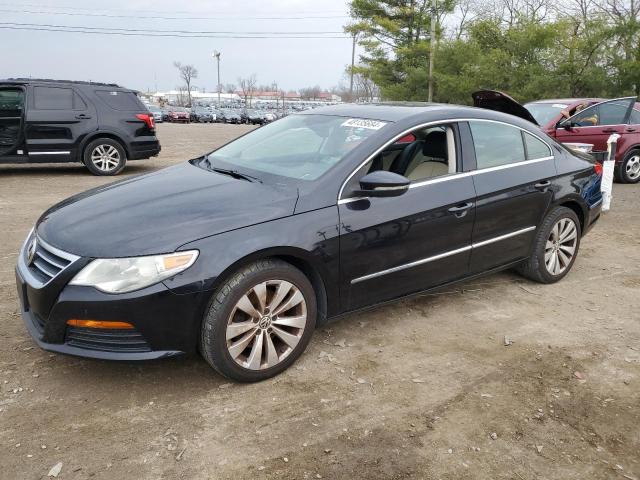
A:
[69,250,199,294]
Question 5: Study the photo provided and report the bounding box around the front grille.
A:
[65,327,152,353]
[24,235,78,285]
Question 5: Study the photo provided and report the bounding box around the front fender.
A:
[162,205,341,316]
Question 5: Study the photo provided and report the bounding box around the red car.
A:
[167,108,190,123]
[473,91,640,183]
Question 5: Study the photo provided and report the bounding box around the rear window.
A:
[95,90,143,111]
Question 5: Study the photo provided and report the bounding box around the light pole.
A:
[349,32,357,102]
[212,51,221,106]
[428,0,436,102]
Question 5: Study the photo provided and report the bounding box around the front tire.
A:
[83,138,127,176]
[200,259,317,382]
[518,206,581,284]
[617,150,640,184]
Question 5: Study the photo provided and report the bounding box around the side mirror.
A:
[355,170,410,198]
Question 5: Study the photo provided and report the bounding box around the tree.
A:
[224,83,236,93]
[346,0,456,101]
[173,62,198,107]
[238,74,257,107]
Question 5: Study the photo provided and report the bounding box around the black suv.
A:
[0,79,160,175]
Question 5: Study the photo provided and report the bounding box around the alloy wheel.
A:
[91,144,121,172]
[544,217,578,276]
[625,154,640,180]
[225,280,307,370]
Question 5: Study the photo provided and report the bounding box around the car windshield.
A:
[525,102,567,126]
[206,114,388,181]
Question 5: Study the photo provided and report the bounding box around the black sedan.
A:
[15,104,603,382]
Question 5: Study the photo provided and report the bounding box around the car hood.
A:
[472,90,539,125]
[36,161,298,258]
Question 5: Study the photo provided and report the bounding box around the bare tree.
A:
[175,86,189,107]
[173,62,198,107]
[299,85,322,100]
[238,74,257,107]
[224,83,236,93]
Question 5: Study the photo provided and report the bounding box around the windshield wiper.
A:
[211,167,261,183]
[200,156,262,183]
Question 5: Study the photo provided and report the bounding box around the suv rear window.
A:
[95,90,143,111]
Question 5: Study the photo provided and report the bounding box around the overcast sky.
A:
[1,0,355,92]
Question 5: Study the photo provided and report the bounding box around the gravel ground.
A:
[0,123,638,480]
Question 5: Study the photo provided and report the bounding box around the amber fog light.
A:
[67,319,134,329]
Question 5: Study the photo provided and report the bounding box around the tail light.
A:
[593,162,603,176]
[135,113,155,129]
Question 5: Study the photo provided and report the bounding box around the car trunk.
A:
[472,90,539,125]
[0,87,25,156]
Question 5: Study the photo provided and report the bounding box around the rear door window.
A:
[598,100,631,125]
[95,90,143,111]
[33,86,74,110]
[469,121,526,169]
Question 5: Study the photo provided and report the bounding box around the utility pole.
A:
[428,0,436,102]
[349,32,357,102]
[212,51,221,106]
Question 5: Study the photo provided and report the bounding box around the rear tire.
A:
[83,138,127,176]
[617,149,640,184]
[517,207,581,284]
[200,259,317,382]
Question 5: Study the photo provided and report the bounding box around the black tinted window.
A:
[524,132,551,159]
[34,86,73,110]
[469,121,526,169]
[95,90,142,111]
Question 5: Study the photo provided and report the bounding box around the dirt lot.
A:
[1,123,638,480]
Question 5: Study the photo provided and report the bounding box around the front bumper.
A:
[15,242,207,361]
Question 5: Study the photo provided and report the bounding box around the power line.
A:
[0,22,345,35]
[0,25,351,39]
[0,1,348,15]
[0,7,350,21]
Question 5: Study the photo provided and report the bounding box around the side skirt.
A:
[325,258,527,324]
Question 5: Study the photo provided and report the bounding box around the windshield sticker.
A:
[552,103,568,108]
[341,118,387,130]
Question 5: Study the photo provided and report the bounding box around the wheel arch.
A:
[78,131,130,161]
[556,198,586,234]
[208,246,330,328]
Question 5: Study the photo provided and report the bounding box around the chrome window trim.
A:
[350,226,536,285]
[337,117,554,202]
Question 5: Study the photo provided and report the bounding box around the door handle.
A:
[534,180,551,190]
[448,202,474,218]
[75,114,92,119]
[602,128,619,133]
[625,127,636,132]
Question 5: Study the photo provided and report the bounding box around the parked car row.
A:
[148,104,285,125]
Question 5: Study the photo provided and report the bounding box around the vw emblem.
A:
[26,238,37,266]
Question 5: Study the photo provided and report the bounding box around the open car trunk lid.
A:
[472,90,539,125]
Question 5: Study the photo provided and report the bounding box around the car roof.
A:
[0,78,126,88]
[298,102,534,125]
[525,98,603,105]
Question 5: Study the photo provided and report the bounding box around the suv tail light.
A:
[135,113,155,130]
[593,162,603,176]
